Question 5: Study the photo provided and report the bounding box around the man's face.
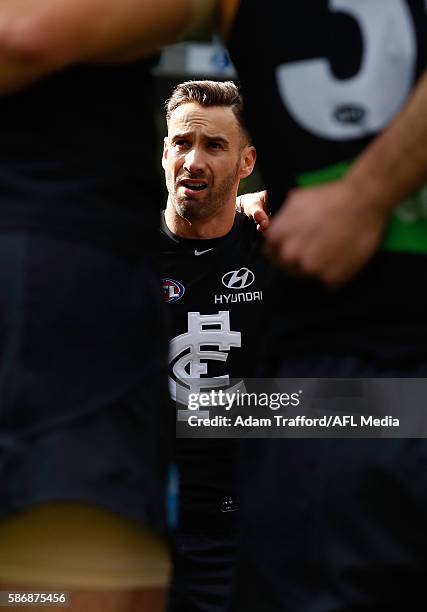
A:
[163,102,250,221]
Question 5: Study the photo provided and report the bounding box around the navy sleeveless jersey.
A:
[0,61,160,254]
[0,60,169,493]
[159,212,271,511]
[228,1,427,361]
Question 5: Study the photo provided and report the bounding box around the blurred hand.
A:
[264,180,389,287]
[237,190,270,231]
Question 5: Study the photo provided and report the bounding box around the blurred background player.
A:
[0,1,208,610]
[160,80,271,612]
[222,1,427,611]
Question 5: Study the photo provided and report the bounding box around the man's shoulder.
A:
[160,211,182,249]
[234,211,264,249]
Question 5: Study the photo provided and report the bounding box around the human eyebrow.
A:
[171,132,191,142]
[205,135,229,146]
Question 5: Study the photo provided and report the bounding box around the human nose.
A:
[183,147,206,174]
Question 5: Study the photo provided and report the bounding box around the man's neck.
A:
[165,198,236,239]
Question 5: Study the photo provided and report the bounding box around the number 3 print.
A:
[276,0,417,140]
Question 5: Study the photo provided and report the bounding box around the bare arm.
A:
[0,0,195,93]
[265,69,427,286]
[346,70,427,216]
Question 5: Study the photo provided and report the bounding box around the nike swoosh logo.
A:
[194,248,214,256]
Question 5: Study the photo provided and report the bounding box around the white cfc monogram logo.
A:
[169,311,241,408]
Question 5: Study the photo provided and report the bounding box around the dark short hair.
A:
[165,80,250,143]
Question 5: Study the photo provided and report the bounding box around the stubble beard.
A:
[171,163,240,222]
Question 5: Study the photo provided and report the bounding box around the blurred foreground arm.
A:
[265,70,427,287]
[0,0,201,93]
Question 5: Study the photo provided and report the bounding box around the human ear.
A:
[239,145,256,179]
[162,136,169,170]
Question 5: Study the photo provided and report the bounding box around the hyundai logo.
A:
[222,268,255,289]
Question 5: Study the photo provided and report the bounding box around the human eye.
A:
[174,138,190,149]
[207,140,223,151]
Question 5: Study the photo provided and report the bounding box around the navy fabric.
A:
[168,510,238,612]
[0,57,169,530]
[237,355,427,611]
[227,1,427,362]
[0,232,171,529]
[0,63,161,255]
[160,213,271,611]
[227,3,427,608]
